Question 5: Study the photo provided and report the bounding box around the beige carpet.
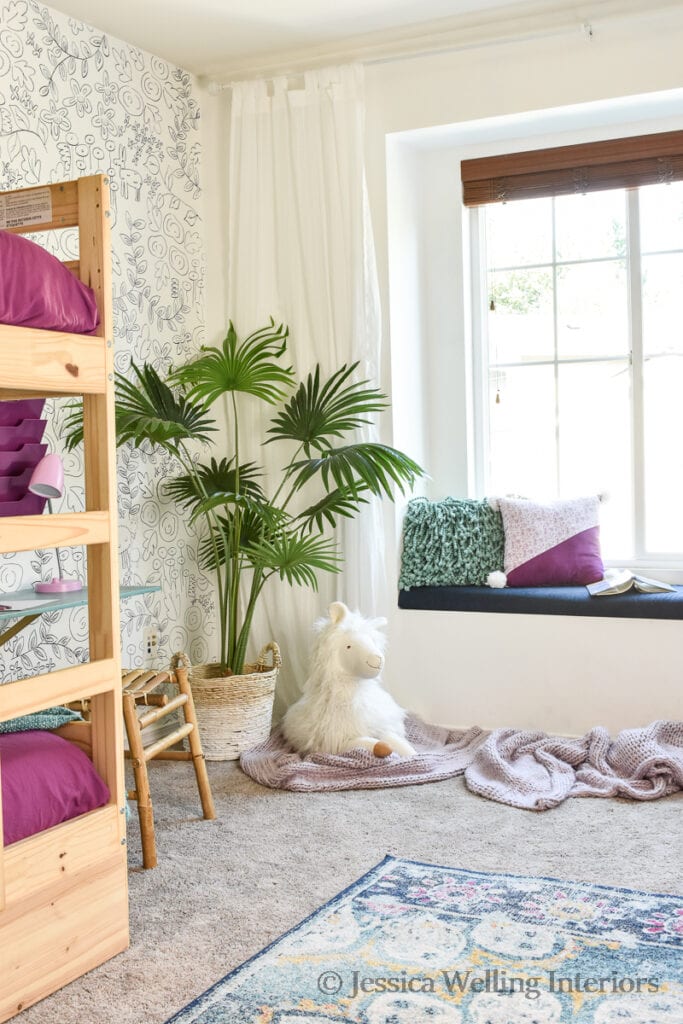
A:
[18,760,683,1024]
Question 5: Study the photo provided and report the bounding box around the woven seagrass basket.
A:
[172,643,281,761]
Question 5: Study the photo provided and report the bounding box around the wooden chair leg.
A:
[122,691,158,870]
[174,664,216,821]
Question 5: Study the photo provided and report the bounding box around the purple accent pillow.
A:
[0,730,109,846]
[0,230,99,334]
[499,495,604,587]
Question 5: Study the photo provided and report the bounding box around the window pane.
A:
[477,182,683,564]
[554,189,627,262]
[558,361,633,560]
[639,180,683,254]
[488,365,556,497]
[488,268,554,362]
[642,252,683,356]
[644,354,683,553]
[556,260,628,360]
[486,197,552,269]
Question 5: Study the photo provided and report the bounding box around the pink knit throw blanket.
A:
[239,717,683,810]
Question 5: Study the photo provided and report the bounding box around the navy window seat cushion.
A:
[398,585,683,620]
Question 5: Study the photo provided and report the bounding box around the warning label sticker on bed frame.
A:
[0,188,52,230]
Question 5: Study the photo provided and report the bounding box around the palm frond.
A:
[63,364,214,452]
[197,519,230,572]
[188,489,284,526]
[289,443,424,499]
[171,320,295,407]
[245,532,342,589]
[64,399,85,452]
[165,459,265,514]
[198,506,290,570]
[295,485,370,533]
[116,364,215,449]
[267,363,388,453]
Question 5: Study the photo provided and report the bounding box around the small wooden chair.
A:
[121,654,216,869]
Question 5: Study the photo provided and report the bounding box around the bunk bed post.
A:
[77,175,126,847]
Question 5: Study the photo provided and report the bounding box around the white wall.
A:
[362,5,683,732]
[389,610,683,734]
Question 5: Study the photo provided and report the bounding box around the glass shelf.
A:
[0,584,159,622]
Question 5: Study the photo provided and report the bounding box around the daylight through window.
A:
[470,180,683,565]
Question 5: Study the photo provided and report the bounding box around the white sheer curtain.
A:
[226,64,387,711]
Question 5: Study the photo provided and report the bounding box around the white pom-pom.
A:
[486,571,507,588]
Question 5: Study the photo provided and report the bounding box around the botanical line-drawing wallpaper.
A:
[0,0,216,681]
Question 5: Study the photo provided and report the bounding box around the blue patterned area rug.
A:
[166,856,683,1023]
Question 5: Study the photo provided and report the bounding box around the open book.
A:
[586,570,675,597]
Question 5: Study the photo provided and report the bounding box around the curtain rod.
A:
[204,19,594,93]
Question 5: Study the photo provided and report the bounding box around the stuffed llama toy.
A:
[282,601,416,758]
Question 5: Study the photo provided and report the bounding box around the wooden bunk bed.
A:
[0,176,128,1020]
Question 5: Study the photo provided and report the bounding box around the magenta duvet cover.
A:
[0,730,109,845]
[0,230,99,334]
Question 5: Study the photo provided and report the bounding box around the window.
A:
[464,132,683,568]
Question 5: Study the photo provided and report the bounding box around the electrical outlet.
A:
[145,629,159,657]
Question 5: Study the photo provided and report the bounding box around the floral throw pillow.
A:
[498,495,604,587]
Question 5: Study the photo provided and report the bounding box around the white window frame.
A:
[469,190,683,579]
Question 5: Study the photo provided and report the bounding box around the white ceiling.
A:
[44,0,548,81]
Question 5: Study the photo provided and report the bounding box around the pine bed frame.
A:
[0,175,128,1020]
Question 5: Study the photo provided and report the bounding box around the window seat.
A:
[398,584,683,620]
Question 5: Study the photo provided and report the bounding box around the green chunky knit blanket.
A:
[399,497,504,589]
[0,706,82,734]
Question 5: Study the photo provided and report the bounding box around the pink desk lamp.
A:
[28,453,83,593]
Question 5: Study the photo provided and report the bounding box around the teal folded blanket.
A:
[0,706,83,734]
[399,497,504,588]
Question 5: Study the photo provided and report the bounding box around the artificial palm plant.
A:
[67,321,423,676]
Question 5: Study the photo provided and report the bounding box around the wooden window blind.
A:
[461,130,683,206]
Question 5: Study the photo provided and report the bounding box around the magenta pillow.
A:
[499,495,604,587]
[0,730,109,846]
[0,230,99,333]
